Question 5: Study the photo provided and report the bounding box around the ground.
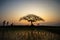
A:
[0,25,60,40]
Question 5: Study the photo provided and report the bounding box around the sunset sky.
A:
[0,0,60,26]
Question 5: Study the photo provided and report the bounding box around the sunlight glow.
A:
[0,0,59,26]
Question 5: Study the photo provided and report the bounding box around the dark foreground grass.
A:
[0,25,60,34]
[0,25,60,40]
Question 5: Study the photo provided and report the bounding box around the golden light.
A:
[20,4,40,15]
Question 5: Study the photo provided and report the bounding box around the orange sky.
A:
[0,0,60,26]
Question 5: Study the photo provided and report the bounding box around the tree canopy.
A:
[19,14,44,25]
[19,14,44,22]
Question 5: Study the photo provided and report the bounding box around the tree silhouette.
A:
[11,23,13,26]
[7,21,9,26]
[19,14,44,26]
[3,20,6,26]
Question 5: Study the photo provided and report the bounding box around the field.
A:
[0,25,60,40]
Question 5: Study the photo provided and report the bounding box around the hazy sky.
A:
[0,0,60,26]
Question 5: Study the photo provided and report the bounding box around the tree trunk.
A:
[31,21,33,26]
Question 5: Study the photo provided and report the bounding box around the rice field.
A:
[0,29,60,40]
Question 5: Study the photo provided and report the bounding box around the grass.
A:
[0,25,60,34]
[0,25,60,40]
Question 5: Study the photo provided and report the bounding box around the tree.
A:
[3,20,6,26]
[7,21,9,26]
[19,14,44,26]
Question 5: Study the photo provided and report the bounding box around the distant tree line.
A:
[3,20,13,26]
